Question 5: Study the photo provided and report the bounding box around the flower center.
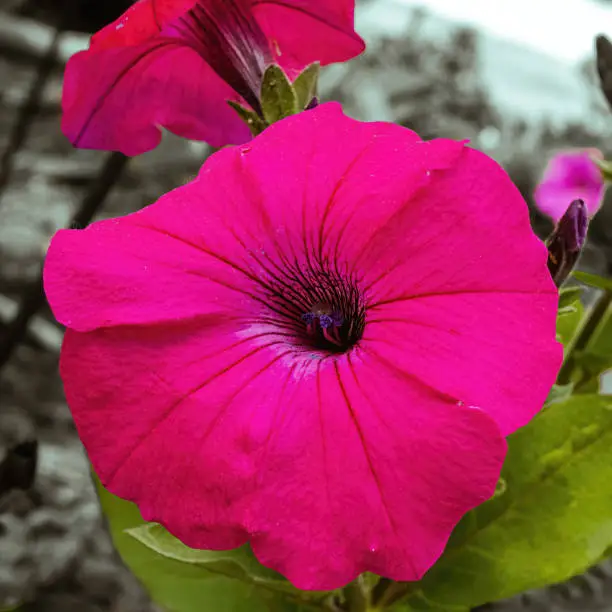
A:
[262,262,366,355]
[170,0,272,113]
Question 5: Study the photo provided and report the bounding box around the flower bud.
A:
[546,199,588,287]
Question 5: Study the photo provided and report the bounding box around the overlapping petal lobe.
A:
[44,182,260,331]
[252,0,364,70]
[91,0,197,49]
[61,322,506,589]
[249,356,506,589]
[364,293,562,436]
[223,104,461,264]
[353,145,554,301]
[60,324,293,549]
[62,42,250,155]
[341,146,562,434]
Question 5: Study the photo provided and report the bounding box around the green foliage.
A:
[395,395,612,610]
[227,101,267,137]
[96,478,316,612]
[292,63,320,110]
[573,271,612,291]
[558,286,583,309]
[261,65,299,124]
[559,274,612,390]
[556,286,584,350]
[592,156,612,182]
[228,63,319,137]
[545,382,575,405]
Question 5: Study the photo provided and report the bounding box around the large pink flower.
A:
[62,0,364,155]
[534,149,605,221]
[45,104,562,589]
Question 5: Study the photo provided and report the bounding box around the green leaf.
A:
[557,294,584,350]
[558,286,583,310]
[585,299,612,357]
[569,294,612,392]
[227,100,268,137]
[392,599,469,612]
[573,351,612,380]
[592,157,612,182]
[261,64,299,124]
[126,522,316,599]
[573,271,612,291]
[292,62,320,110]
[545,382,575,405]
[95,477,315,612]
[400,395,612,610]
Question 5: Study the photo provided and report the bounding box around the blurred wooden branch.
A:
[0,293,62,352]
[0,12,88,63]
[0,152,128,370]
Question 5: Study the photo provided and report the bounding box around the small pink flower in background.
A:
[62,0,364,156]
[534,149,605,221]
[45,104,562,589]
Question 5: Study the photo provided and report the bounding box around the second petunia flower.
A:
[62,0,364,155]
[534,149,605,221]
[45,104,562,590]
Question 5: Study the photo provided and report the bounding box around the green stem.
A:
[344,577,368,612]
[370,579,418,610]
[557,289,612,385]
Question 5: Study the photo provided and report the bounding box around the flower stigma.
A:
[260,260,366,355]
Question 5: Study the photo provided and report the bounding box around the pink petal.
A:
[253,0,365,71]
[534,183,604,220]
[92,0,197,49]
[44,152,259,331]
[48,104,559,589]
[61,325,505,589]
[210,105,562,435]
[217,103,462,267]
[534,150,605,220]
[351,147,562,435]
[61,40,250,155]
[363,293,560,437]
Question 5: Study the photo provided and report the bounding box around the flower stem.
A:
[370,578,418,610]
[557,288,612,385]
[344,578,368,612]
[0,152,128,371]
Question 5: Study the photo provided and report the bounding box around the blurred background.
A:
[0,1,611,610]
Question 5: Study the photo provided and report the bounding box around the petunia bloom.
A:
[45,104,562,589]
[62,0,364,156]
[534,149,605,221]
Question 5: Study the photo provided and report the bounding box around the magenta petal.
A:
[253,0,365,70]
[61,325,505,589]
[44,155,258,331]
[353,147,562,435]
[48,105,560,589]
[92,0,197,49]
[534,150,605,220]
[61,40,250,155]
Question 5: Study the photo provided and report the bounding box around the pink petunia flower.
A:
[61,0,364,156]
[534,149,605,221]
[45,104,562,589]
